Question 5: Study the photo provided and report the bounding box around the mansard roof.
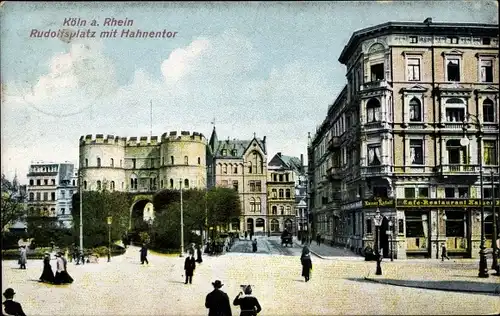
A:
[210,133,267,159]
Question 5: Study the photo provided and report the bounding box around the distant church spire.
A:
[209,120,218,151]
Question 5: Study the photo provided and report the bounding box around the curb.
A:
[364,277,500,295]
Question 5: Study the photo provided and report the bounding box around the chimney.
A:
[277,152,281,157]
[424,17,432,25]
[300,154,304,166]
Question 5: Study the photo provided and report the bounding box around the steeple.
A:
[209,126,218,151]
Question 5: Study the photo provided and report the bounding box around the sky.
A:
[1,1,498,184]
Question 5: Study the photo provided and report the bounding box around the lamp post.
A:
[491,171,499,276]
[179,179,185,257]
[461,114,488,278]
[374,208,383,275]
[79,170,84,257]
[107,216,112,262]
[388,218,394,262]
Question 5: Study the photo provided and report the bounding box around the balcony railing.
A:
[438,164,480,176]
[327,136,340,150]
[326,166,342,180]
[360,165,392,177]
[360,79,388,91]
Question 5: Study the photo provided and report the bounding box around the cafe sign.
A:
[396,199,500,208]
[362,198,395,208]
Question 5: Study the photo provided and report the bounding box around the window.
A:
[29,179,33,186]
[29,192,34,201]
[51,179,55,185]
[367,146,381,166]
[97,158,101,167]
[184,179,189,189]
[83,181,87,190]
[170,156,174,165]
[409,98,422,121]
[446,139,463,165]
[44,179,48,185]
[483,99,495,122]
[43,192,48,200]
[285,174,289,182]
[132,158,136,169]
[149,177,156,191]
[410,139,424,165]
[35,192,40,201]
[458,187,468,198]
[405,188,415,198]
[445,107,465,122]
[484,141,497,165]
[366,98,381,122]
[418,188,429,198]
[198,157,201,165]
[170,179,174,188]
[279,189,284,198]
[407,58,420,81]
[285,189,291,199]
[184,156,188,165]
[72,180,75,186]
[36,179,41,186]
[233,180,239,191]
[110,158,114,167]
[280,206,284,215]
[85,159,88,167]
[250,198,255,212]
[286,206,291,215]
[256,181,261,192]
[130,175,138,190]
[234,166,238,174]
[271,219,279,232]
[120,160,122,167]
[446,37,459,44]
[447,59,460,81]
[398,219,404,234]
[409,36,418,43]
[249,181,255,192]
[445,187,455,198]
[272,189,277,198]
[61,208,65,215]
[255,198,261,212]
[370,63,384,81]
[273,174,277,182]
[59,190,64,199]
[373,186,388,197]
[480,60,493,83]
[272,206,277,215]
[365,219,372,234]
[445,211,465,237]
[97,181,101,190]
[221,149,227,156]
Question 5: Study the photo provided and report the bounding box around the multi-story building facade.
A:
[79,131,207,229]
[308,19,499,259]
[26,162,78,228]
[207,128,268,234]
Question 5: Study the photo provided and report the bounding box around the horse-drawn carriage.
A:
[281,231,293,247]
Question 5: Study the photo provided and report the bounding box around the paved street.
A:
[3,239,500,315]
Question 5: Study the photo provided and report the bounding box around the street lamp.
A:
[179,179,185,257]
[79,169,84,259]
[388,218,394,262]
[107,216,112,262]
[461,114,488,278]
[491,171,499,276]
[373,208,383,275]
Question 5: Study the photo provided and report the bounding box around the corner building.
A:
[308,19,499,259]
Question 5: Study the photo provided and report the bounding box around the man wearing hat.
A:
[205,280,232,316]
[2,288,26,316]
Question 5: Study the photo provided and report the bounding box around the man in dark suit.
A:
[205,280,232,316]
[140,244,149,265]
[184,254,196,284]
[2,288,26,316]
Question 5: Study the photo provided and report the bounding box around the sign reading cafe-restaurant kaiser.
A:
[362,198,500,208]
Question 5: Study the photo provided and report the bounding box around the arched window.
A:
[285,205,291,215]
[170,156,174,165]
[198,157,201,165]
[150,176,157,190]
[170,178,174,188]
[483,98,494,123]
[250,151,264,174]
[110,181,115,191]
[285,189,291,199]
[279,189,284,199]
[223,164,228,174]
[130,174,138,190]
[96,180,102,190]
[255,197,261,212]
[29,179,33,186]
[280,206,284,215]
[445,98,465,122]
[97,158,101,167]
[366,98,381,122]
[271,219,280,232]
[184,179,189,189]
[85,159,88,167]
[184,156,189,165]
[110,158,114,167]
[234,165,238,174]
[250,197,255,212]
[29,192,34,201]
[83,181,87,190]
[409,98,422,122]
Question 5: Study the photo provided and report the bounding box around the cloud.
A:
[2,30,334,183]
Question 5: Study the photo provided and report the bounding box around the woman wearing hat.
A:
[2,288,26,316]
[54,252,73,285]
[300,246,312,282]
[233,285,262,316]
[38,252,55,284]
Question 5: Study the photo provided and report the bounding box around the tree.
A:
[206,187,241,232]
[1,174,26,233]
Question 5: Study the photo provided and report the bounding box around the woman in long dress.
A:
[54,252,73,284]
[39,253,55,283]
[196,244,203,263]
[18,246,27,269]
[301,246,312,282]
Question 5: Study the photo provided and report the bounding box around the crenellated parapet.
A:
[80,131,206,148]
[160,131,207,144]
[79,134,127,146]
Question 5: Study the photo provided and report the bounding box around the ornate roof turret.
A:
[209,126,218,152]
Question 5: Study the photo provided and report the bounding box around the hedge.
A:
[2,245,125,260]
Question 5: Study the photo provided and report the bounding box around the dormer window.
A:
[221,149,227,156]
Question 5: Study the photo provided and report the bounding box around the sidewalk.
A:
[363,261,500,295]
[293,237,363,260]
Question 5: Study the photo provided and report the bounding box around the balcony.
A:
[360,165,392,178]
[327,136,340,151]
[360,80,388,91]
[326,166,342,181]
[438,164,480,178]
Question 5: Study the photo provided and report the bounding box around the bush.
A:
[1,231,28,250]
[2,247,52,260]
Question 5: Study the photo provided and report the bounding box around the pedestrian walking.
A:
[18,246,27,269]
[54,252,73,285]
[205,280,232,316]
[441,243,450,261]
[184,254,196,284]
[244,231,248,240]
[316,233,321,246]
[140,244,149,265]
[188,243,196,256]
[249,231,253,241]
[233,285,262,316]
[2,288,26,316]
[301,246,312,282]
[252,239,257,253]
[39,252,55,284]
[196,244,203,263]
